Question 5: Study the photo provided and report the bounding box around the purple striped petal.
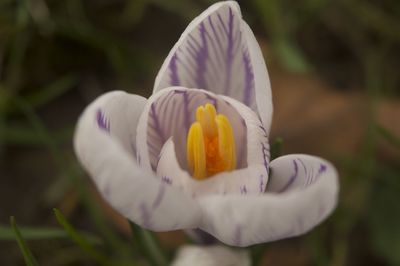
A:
[90,92,147,156]
[154,2,259,111]
[197,154,339,246]
[136,87,247,172]
[266,155,332,193]
[74,91,202,231]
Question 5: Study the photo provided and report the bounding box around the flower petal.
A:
[197,154,339,246]
[220,95,270,175]
[153,1,272,131]
[240,22,273,131]
[74,91,202,231]
[171,245,251,266]
[136,87,247,172]
[89,91,146,155]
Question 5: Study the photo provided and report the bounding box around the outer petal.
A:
[171,245,251,266]
[74,91,202,231]
[197,154,339,246]
[153,1,272,131]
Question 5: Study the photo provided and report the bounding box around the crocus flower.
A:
[74,1,339,247]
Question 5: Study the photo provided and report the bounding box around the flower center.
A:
[186,103,236,179]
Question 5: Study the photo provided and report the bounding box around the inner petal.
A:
[142,88,247,173]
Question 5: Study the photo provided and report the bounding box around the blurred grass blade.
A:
[253,0,310,73]
[68,161,133,256]
[129,221,168,266]
[270,137,283,160]
[23,74,78,110]
[150,0,201,20]
[11,97,131,257]
[0,225,101,243]
[10,216,40,266]
[377,125,400,150]
[274,40,311,73]
[5,0,30,93]
[53,208,109,266]
[2,125,73,146]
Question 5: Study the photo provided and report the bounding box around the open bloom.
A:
[74,1,339,247]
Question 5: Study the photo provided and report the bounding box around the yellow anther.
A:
[196,103,217,138]
[187,103,236,180]
[216,114,236,171]
[187,122,206,179]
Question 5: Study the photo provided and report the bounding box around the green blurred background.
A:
[1,0,400,265]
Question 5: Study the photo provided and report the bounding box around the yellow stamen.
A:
[187,103,236,179]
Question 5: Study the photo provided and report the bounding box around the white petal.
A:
[171,245,251,266]
[74,91,202,231]
[153,1,272,129]
[87,91,146,155]
[197,154,339,246]
[241,22,273,132]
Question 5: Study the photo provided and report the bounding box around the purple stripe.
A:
[176,48,199,85]
[147,141,160,155]
[149,103,165,142]
[233,224,242,246]
[261,142,270,174]
[161,176,172,185]
[208,15,225,58]
[298,158,308,175]
[259,125,268,138]
[169,53,180,86]
[174,90,191,132]
[223,8,235,94]
[204,25,224,68]
[312,164,327,184]
[243,50,254,106]
[139,203,151,228]
[96,109,110,132]
[240,185,247,195]
[194,22,208,90]
[233,30,242,54]
[152,183,166,209]
[158,90,175,114]
[217,13,229,36]
[278,160,299,193]
[183,92,190,132]
[319,164,327,173]
[164,100,179,133]
[187,38,201,57]
[259,174,265,193]
[198,24,222,84]
[309,166,315,186]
